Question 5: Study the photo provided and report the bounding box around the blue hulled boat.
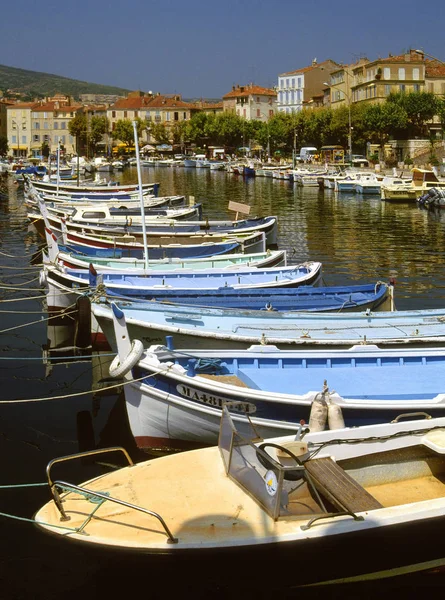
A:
[105,305,445,450]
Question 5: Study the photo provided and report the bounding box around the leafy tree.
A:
[68,113,87,156]
[387,92,438,137]
[171,121,188,147]
[184,112,210,147]
[213,113,244,150]
[149,122,171,144]
[41,141,50,159]
[0,136,8,156]
[89,116,109,155]
[112,118,144,147]
[363,103,408,157]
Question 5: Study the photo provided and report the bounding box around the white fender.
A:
[308,395,327,433]
[327,402,345,430]
[109,338,144,379]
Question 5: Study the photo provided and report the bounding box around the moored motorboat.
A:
[33,409,445,588]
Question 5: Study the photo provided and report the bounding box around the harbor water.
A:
[1,167,445,599]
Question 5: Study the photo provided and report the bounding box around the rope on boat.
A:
[0,368,165,404]
[0,308,79,334]
[0,481,108,532]
[0,352,116,361]
[0,278,43,290]
[0,294,47,304]
[0,250,37,259]
[0,264,42,271]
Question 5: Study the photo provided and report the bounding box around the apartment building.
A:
[6,102,34,158]
[222,84,277,121]
[327,50,445,110]
[277,59,339,113]
[6,94,81,157]
[107,91,199,145]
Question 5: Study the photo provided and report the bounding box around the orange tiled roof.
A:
[223,84,276,99]
[425,59,445,77]
[146,95,193,109]
[376,52,424,64]
[110,96,153,109]
[33,101,81,112]
[7,102,38,109]
[280,60,339,77]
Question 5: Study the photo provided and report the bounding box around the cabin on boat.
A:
[412,168,445,190]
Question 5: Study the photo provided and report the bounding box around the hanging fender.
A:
[109,339,144,379]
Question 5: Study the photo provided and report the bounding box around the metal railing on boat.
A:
[46,446,178,543]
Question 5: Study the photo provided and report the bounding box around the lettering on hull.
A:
[176,384,256,414]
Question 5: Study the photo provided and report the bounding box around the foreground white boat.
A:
[33,409,445,587]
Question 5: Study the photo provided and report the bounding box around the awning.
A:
[141,144,156,151]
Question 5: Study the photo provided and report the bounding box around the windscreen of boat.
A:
[218,404,300,520]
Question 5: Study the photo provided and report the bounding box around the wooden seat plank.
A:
[304,457,383,513]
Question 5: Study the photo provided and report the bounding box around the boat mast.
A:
[133,120,149,269]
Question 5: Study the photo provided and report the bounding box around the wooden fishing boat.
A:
[44,228,287,271]
[42,235,243,262]
[38,205,277,247]
[29,202,202,239]
[105,305,445,450]
[90,285,407,351]
[53,227,267,258]
[93,281,391,311]
[33,409,445,588]
[24,176,160,197]
[41,260,322,312]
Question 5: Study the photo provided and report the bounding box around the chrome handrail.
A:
[46,446,133,488]
[52,480,178,544]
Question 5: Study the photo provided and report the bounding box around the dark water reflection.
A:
[1,170,445,598]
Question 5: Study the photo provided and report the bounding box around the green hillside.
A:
[0,64,130,99]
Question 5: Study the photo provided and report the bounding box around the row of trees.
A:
[66,92,445,160]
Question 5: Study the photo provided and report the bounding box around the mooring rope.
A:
[0,368,163,404]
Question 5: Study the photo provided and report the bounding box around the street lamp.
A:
[12,119,26,159]
[324,79,353,163]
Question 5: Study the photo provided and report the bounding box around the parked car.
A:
[351,155,369,167]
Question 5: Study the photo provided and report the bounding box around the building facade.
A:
[222,84,277,121]
[6,94,81,158]
[277,59,339,113]
[107,91,199,146]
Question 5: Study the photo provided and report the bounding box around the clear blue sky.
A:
[0,0,443,99]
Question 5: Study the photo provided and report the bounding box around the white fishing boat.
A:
[33,409,445,588]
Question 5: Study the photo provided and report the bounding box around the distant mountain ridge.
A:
[0,63,131,99]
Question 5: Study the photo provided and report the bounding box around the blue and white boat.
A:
[107,305,445,450]
[42,260,322,312]
[90,286,418,351]
[43,236,244,262]
[96,281,390,311]
[45,227,287,271]
[56,226,267,259]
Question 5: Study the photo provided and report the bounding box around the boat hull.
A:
[33,513,445,589]
[120,345,445,450]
